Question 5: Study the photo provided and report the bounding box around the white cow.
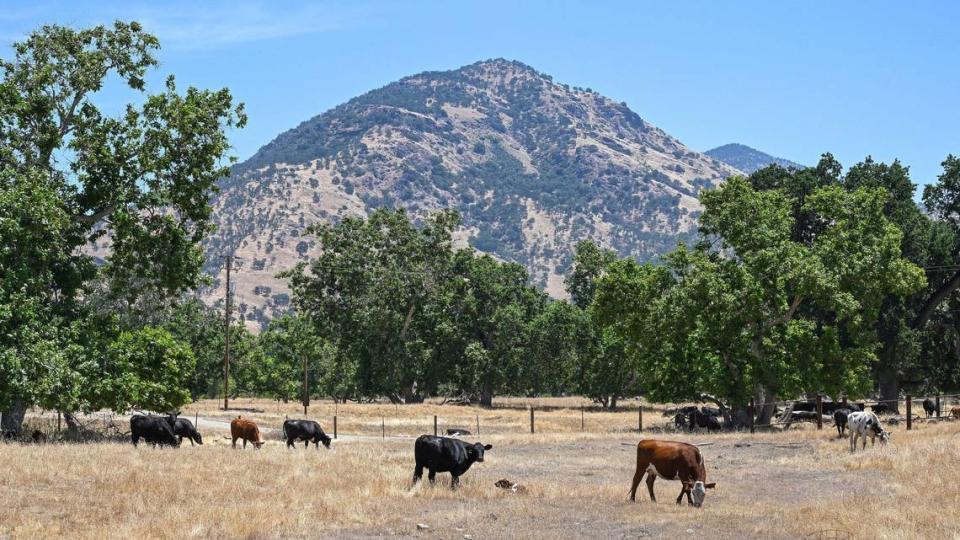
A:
[847,411,890,452]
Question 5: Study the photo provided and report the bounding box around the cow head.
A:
[194,431,204,445]
[470,442,493,462]
[683,480,716,507]
[320,432,332,449]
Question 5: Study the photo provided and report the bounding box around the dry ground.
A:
[2,399,959,539]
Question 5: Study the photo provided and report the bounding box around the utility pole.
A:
[223,254,233,411]
[302,354,309,415]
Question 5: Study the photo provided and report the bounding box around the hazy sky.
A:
[2,0,958,189]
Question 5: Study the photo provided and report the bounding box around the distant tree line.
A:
[6,21,960,437]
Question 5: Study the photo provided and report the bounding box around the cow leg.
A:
[645,472,657,502]
[849,432,856,452]
[286,438,294,449]
[304,440,309,449]
[676,486,690,505]
[243,439,247,449]
[450,474,460,490]
[132,434,139,446]
[428,469,437,485]
[232,437,237,449]
[629,459,648,501]
[412,464,423,485]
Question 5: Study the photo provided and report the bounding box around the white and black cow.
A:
[847,411,890,452]
[130,414,180,447]
[411,435,492,489]
[282,419,331,449]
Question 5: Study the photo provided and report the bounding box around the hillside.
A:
[705,143,803,174]
[200,59,740,329]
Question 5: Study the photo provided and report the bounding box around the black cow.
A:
[922,398,936,418]
[871,403,893,415]
[412,435,492,489]
[282,419,331,449]
[791,401,817,412]
[834,409,852,438]
[687,410,721,432]
[173,418,202,446]
[130,414,179,447]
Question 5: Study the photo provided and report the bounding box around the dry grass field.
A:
[2,398,959,539]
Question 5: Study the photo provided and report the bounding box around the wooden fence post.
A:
[581,406,584,432]
[476,415,480,435]
[433,415,437,436]
[381,417,385,439]
[333,415,337,439]
[530,408,535,434]
[638,405,643,432]
[906,395,912,431]
[748,399,755,434]
[936,393,941,418]
[816,394,823,430]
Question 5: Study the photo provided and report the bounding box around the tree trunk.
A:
[403,381,423,404]
[754,385,778,426]
[479,379,494,408]
[698,393,732,427]
[877,348,901,414]
[63,411,82,432]
[609,395,618,411]
[1,400,27,436]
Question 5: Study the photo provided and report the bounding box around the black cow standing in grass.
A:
[411,435,492,489]
[173,418,203,446]
[833,409,851,438]
[282,419,331,449]
[922,398,936,418]
[130,414,180,447]
[687,410,721,432]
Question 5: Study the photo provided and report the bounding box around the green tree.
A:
[601,177,924,423]
[284,208,460,403]
[566,240,617,309]
[0,21,244,433]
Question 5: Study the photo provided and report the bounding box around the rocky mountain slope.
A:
[705,143,803,174]
[201,59,741,329]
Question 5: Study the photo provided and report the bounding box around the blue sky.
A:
[2,0,958,189]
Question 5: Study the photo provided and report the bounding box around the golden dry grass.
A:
[2,400,958,539]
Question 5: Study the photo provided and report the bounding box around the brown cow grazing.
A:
[230,416,264,449]
[629,440,716,507]
[951,406,960,420]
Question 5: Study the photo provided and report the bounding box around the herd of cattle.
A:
[124,397,946,508]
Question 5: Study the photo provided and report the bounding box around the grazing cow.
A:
[130,414,180,447]
[951,406,960,420]
[922,398,936,418]
[282,419,331,449]
[833,409,852,438]
[173,418,202,446]
[230,416,264,449]
[629,440,716,507]
[673,413,688,430]
[847,411,890,452]
[411,435,492,489]
[687,410,721,432]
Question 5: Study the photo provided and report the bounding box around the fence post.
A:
[433,415,437,436]
[333,415,337,439]
[816,394,823,430]
[638,405,643,432]
[530,408,535,434]
[382,416,385,439]
[581,405,584,432]
[936,393,941,418]
[476,415,480,436]
[906,395,912,431]
[748,399,755,434]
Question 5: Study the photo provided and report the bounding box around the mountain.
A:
[705,143,803,174]
[202,59,740,329]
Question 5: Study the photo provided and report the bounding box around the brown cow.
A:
[951,407,960,420]
[230,416,264,449]
[629,439,716,507]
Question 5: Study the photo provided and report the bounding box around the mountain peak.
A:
[705,143,803,174]
[209,60,739,329]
